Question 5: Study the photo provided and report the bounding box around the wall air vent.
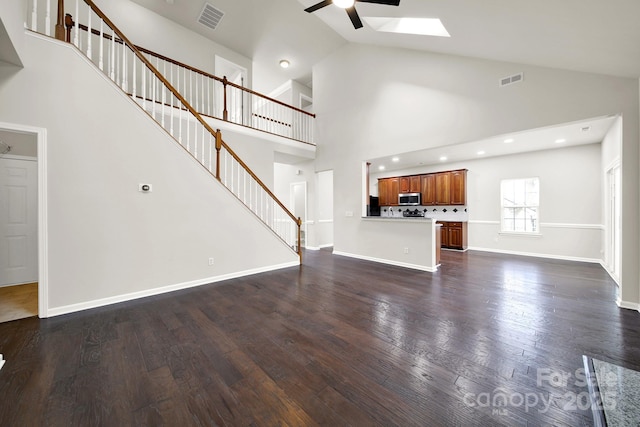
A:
[198,3,224,30]
[499,72,524,87]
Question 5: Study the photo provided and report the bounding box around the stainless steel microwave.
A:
[399,193,421,205]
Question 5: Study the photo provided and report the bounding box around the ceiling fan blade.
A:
[305,0,333,13]
[356,0,401,5]
[346,6,363,29]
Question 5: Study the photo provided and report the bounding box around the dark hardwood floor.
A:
[1,249,639,426]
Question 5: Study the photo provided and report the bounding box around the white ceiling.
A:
[130,0,640,87]
[369,115,617,173]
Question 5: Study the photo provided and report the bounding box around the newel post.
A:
[222,76,229,121]
[64,14,74,43]
[55,0,65,40]
[297,217,302,262]
[215,129,222,181]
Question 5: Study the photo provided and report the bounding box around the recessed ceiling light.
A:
[477,150,485,155]
[439,156,447,161]
[363,17,450,37]
[378,165,385,170]
[555,138,566,144]
[279,59,290,69]
[504,138,514,143]
[333,0,355,8]
[391,157,399,162]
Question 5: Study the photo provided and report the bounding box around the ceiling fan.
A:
[305,0,401,30]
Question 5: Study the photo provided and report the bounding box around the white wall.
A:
[274,160,316,248]
[315,169,333,248]
[95,0,252,84]
[0,32,297,315]
[371,144,603,261]
[0,0,24,66]
[314,43,639,304]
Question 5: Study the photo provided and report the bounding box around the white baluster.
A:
[186,112,191,152]
[109,29,115,80]
[142,62,146,109]
[207,77,210,116]
[45,0,51,36]
[161,61,166,127]
[194,73,199,113]
[121,43,127,92]
[73,0,79,47]
[170,65,174,136]
[179,67,184,144]
[86,8,92,59]
[30,0,37,32]
[98,21,104,70]
[151,70,156,119]
[132,51,136,99]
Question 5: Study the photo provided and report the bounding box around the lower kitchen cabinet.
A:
[437,221,468,250]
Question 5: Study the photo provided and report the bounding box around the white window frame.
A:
[500,177,540,235]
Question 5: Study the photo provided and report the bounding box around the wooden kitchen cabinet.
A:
[400,177,410,193]
[378,178,389,206]
[435,172,451,205]
[410,175,421,193]
[421,174,436,205]
[437,221,468,250]
[450,170,467,205]
[389,178,399,205]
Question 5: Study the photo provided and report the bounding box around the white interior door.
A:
[0,157,38,287]
[290,182,307,247]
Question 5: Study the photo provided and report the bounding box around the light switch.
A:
[139,183,153,193]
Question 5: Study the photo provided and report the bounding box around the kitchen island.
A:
[333,217,440,272]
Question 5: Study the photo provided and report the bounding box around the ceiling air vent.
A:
[499,72,524,87]
[198,3,224,30]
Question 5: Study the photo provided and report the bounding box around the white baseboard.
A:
[46,261,299,318]
[467,246,601,264]
[616,299,640,312]
[333,251,437,272]
[305,244,333,251]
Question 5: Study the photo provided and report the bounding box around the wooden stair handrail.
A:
[79,0,301,241]
[69,20,315,119]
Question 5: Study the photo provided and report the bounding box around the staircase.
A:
[27,0,302,259]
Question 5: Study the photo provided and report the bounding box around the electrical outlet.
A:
[404,247,409,254]
[208,257,214,266]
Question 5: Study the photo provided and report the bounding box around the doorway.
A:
[606,164,621,283]
[0,122,47,319]
[0,129,38,321]
[290,181,307,248]
[214,55,249,125]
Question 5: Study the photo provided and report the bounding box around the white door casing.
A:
[0,157,38,287]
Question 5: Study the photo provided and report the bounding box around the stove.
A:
[402,209,425,218]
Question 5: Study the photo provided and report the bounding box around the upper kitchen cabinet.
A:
[379,177,400,205]
[435,172,451,205]
[450,170,467,205]
[378,169,466,206]
[421,174,436,205]
[389,178,400,205]
[379,178,390,206]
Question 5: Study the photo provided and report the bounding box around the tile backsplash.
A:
[380,206,469,222]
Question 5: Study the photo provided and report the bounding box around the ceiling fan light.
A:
[333,0,355,9]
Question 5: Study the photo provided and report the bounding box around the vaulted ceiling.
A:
[130,0,640,91]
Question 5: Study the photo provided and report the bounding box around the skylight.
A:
[363,17,450,37]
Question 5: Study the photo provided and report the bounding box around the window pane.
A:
[500,178,539,233]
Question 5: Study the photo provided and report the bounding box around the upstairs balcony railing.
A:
[27,0,316,145]
[26,0,302,258]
